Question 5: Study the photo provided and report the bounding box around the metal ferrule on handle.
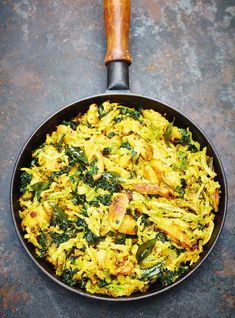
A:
[104,0,132,90]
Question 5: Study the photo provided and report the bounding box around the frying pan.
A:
[11,0,227,301]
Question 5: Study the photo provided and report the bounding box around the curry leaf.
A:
[31,182,50,200]
[141,262,163,279]
[65,146,88,166]
[136,238,157,263]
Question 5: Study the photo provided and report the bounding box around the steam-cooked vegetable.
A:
[19,102,220,297]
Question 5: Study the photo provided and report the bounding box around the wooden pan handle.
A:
[104,0,132,65]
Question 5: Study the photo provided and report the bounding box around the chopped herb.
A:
[51,204,68,229]
[96,194,112,206]
[114,117,122,123]
[102,148,110,156]
[178,151,188,170]
[188,144,198,153]
[158,268,175,286]
[107,132,116,139]
[131,148,137,160]
[50,231,70,245]
[165,119,175,145]
[179,128,190,146]
[175,185,185,198]
[84,228,101,244]
[107,231,115,237]
[121,141,136,161]
[156,231,169,243]
[98,279,109,288]
[65,146,88,167]
[121,142,131,150]
[62,120,78,131]
[116,233,126,244]
[198,224,205,231]
[119,106,142,121]
[80,208,88,217]
[77,218,87,228]
[89,158,98,175]
[20,172,32,193]
[98,104,108,118]
[79,277,88,289]
[140,215,152,227]
[71,192,86,205]
[49,167,70,182]
[38,231,48,258]
[89,200,100,207]
[169,244,185,256]
[179,129,198,153]
[76,218,102,245]
[82,171,95,187]
[62,268,78,286]
[69,170,80,184]
[94,172,122,193]
[158,265,188,286]
[57,134,65,151]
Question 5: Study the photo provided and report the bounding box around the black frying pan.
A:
[11,0,227,301]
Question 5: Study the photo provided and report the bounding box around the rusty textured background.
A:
[0,0,234,317]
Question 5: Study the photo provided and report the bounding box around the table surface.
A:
[0,1,234,317]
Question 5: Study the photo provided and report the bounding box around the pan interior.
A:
[11,93,227,300]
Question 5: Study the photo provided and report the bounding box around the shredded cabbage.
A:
[19,102,220,297]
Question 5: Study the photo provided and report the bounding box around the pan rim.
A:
[10,92,228,301]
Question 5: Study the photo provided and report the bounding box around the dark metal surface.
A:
[0,0,234,317]
[107,62,130,90]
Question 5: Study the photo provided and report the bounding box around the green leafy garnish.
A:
[165,119,175,145]
[31,182,50,200]
[179,128,190,146]
[136,238,157,263]
[119,106,142,121]
[20,172,32,193]
[57,134,65,151]
[156,231,169,243]
[121,142,131,150]
[65,146,88,166]
[98,104,108,118]
[62,268,78,286]
[51,204,68,228]
[89,159,98,175]
[62,120,78,131]
[179,129,198,153]
[71,192,86,205]
[98,279,109,288]
[38,231,48,258]
[49,167,70,182]
[141,262,163,279]
[175,185,185,198]
[107,132,116,139]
